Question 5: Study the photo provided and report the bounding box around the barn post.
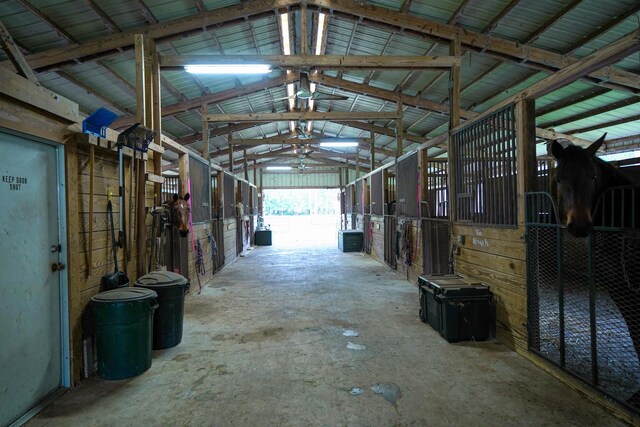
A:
[515,99,537,228]
[134,34,152,276]
[151,48,163,208]
[228,133,234,173]
[243,147,249,182]
[396,100,403,158]
[447,34,461,222]
[370,129,375,171]
[201,104,209,160]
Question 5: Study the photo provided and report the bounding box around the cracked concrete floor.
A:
[29,232,629,426]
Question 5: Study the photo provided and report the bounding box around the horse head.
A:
[168,193,190,237]
[549,134,606,238]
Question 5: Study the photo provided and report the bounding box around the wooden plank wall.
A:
[452,224,527,352]
[370,215,385,264]
[223,218,237,264]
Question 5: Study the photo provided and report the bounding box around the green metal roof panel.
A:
[143,0,199,22]
[0,3,68,54]
[407,0,461,23]
[456,0,511,32]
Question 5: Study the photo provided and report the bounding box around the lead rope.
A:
[195,238,204,294]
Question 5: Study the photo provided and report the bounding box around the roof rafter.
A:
[522,0,583,45]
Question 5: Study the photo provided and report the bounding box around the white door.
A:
[0,130,68,426]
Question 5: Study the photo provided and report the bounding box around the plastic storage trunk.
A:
[418,274,493,343]
[255,230,272,246]
[338,230,363,252]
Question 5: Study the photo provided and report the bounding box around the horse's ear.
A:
[172,193,179,202]
[184,193,190,202]
[586,133,607,157]
[550,140,564,159]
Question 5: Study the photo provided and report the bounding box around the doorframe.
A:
[1,128,71,390]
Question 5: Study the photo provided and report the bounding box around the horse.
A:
[550,133,640,406]
[165,193,190,237]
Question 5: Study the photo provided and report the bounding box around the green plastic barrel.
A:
[91,288,158,380]
[135,271,190,349]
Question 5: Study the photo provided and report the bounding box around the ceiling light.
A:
[319,142,359,147]
[315,13,326,55]
[184,64,271,74]
[266,166,292,170]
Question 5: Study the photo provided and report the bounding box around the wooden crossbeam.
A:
[234,135,371,146]
[565,113,640,135]
[206,111,399,122]
[538,97,640,129]
[0,19,38,84]
[113,73,295,128]
[451,28,640,134]
[313,0,639,92]
[159,54,461,70]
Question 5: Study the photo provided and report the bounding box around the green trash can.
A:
[91,288,158,380]
[135,271,190,350]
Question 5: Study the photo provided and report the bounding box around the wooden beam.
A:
[300,3,308,55]
[312,0,640,92]
[451,29,640,134]
[564,4,640,56]
[522,0,582,45]
[234,135,371,146]
[112,73,295,129]
[448,35,461,131]
[311,73,477,120]
[0,65,79,123]
[201,104,209,159]
[564,113,640,135]
[538,97,640,129]
[0,19,38,84]
[160,54,461,70]
[448,0,473,26]
[206,111,399,122]
[145,172,165,184]
[396,100,404,158]
[22,0,297,71]
[482,0,522,34]
[370,130,375,171]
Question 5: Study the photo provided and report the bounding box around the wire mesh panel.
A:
[371,171,383,216]
[161,227,189,280]
[363,214,372,254]
[384,215,397,269]
[223,173,235,219]
[211,218,225,271]
[422,159,450,275]
[241,181,250,213]
[345,184,354,214]
[397,153,419,217]
[453,105,517,226]
[526,191,640,414]
[189,156,211,223]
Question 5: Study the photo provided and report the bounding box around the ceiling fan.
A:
[278,72,349,102]
[293,120,312,139]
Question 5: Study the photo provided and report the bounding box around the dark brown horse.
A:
[166,193,190,237]
[551,134,640,406]
[550,133,633,237]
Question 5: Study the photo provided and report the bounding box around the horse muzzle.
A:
[179,229,189,237]
[567,218,593,238]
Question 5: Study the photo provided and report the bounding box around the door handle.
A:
[51,263,65,272]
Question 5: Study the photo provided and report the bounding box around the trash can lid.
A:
[91,287,157,303]
[135,270,189,287]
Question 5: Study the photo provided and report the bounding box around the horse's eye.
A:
[592,174,596,181]
[554,177,561,183]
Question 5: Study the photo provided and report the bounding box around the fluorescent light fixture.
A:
[280,13,291,55]
[315,13,326,55]
[185,64,271,74]
[319,142,359,147]
[598,149,640,162]
[266,166,292,170]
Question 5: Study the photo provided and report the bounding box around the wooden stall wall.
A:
[395,219,423,285]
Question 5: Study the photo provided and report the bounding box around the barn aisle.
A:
[29,240,625,426]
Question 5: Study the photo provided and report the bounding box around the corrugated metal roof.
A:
[0,0,638,178]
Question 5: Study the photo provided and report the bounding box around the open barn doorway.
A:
[262,189,341,248]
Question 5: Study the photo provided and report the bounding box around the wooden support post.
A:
[201,104,209,159]
[151,50,162,207]
[338,167,344,229]
[370,130,375,171]
[134,35,146,124]
[396,101,404,158]
[228,133,234,173]
[243,147,249,181]
[258,169,263,215]
[179,153,190,198]
[300,2,308,55]
[253,160,257,185]
[516,99,537,228]
[447,34,461,221]
[355,146,360,180]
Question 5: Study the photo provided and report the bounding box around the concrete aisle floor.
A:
[31,238,628,426]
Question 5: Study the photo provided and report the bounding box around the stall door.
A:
[0,132,66,426]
